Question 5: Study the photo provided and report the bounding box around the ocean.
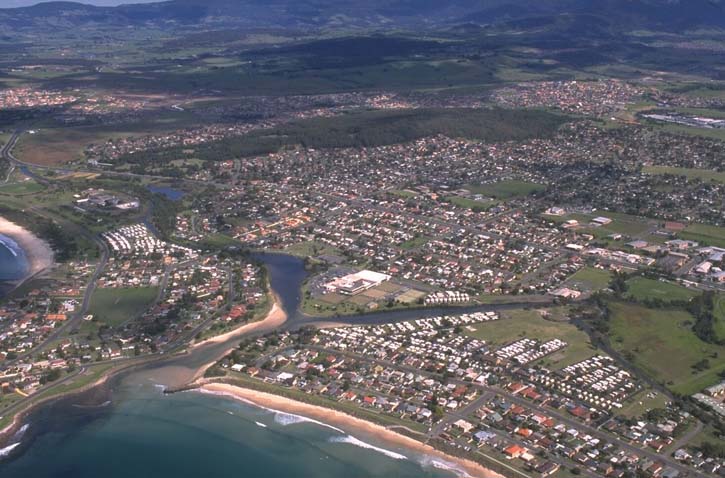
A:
[0,253,482,478]
[0,234,28,282]
[0,383,461,478]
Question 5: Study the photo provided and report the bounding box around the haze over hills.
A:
[2,0,156,6]
[1,0,724,32]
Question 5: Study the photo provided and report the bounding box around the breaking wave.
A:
[0,235,20,258]
[0,442,21,458]
[195,388,344,434]
[272,410,345,434]
[328,435,407,460]
[419,455,473,478]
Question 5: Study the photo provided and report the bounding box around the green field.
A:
[643,165,725,183]
[565,267,613,291]
[388,189,418,199]
[400,235,430,250]
[608,302,725,396]
[464,180,546,199]
[550,211,653,239]
[617,388,670,419]
[0,180,45,195]
[446,196,496,211]
[88,287,158,327]
[715,295,725,342]
[625,277,699,303]
[465,308,598,369]
[283,240,342,258]
[679,223,725,248]
[643,120,725,141]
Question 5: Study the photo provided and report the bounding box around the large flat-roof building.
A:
[324,270,391,295]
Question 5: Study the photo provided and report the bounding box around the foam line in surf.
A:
[329,435,407,460]
[197,389,345,434]
[419,455,474,478]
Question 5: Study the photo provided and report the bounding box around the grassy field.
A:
[465,308,598,369]
[446,195,496,211]
[284,240,342,258]
[644,120,725,141]
[715,295,725,342]
[679,223,725,248]
[549,211,653,239]
[565,266,613,291]
[625,277,699,303]
[608,302,725,396]
[400,235,430,250]
[617,388,670,419]
[465,180,546,199]
[88,287,158,327]
[0,180,45,195]
[15,113,196,165]
[643,165,725,183]
[388,189,418,198]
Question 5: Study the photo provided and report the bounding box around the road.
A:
[1,133,111,362]
[0,129,712,475]
[296,343,708,478]
[2,130,233,190]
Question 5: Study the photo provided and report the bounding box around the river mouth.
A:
[0,251,533,476]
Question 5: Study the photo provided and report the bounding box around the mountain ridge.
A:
[1,0,724,32]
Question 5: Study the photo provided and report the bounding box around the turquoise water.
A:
[0,234,28,282]
[0,384,459,478]
[0,253,487,478]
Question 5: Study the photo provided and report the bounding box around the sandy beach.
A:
[0,216,54,279]
[192,299,288,349]
[199,382,504,478]
[184,297,288,382]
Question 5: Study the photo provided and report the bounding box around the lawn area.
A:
[199,233,244,250]
[617,388,670,419]
[642,165,725,183]
[625,277,699,303]
[608,302,725,396]
[400,235,430,250]
[284,240,342,258]
[644,120,725,141]
[88,287,158,327]
[715,294,725,342]
[567,211,652,238]
[388,189,418,198]
[679,223,725,248]
[0,180,45,195]
[544,210,654,241]
[465,308,598,369]
[565,266,613,291]
[465,180,546,199]
[446,195,496,211]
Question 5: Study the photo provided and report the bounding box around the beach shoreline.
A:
[198,382,505,478]
[192,295,288,349]
[0,215,54,283]
[187,295,288,381]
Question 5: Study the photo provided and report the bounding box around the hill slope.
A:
[1,0,724,32]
